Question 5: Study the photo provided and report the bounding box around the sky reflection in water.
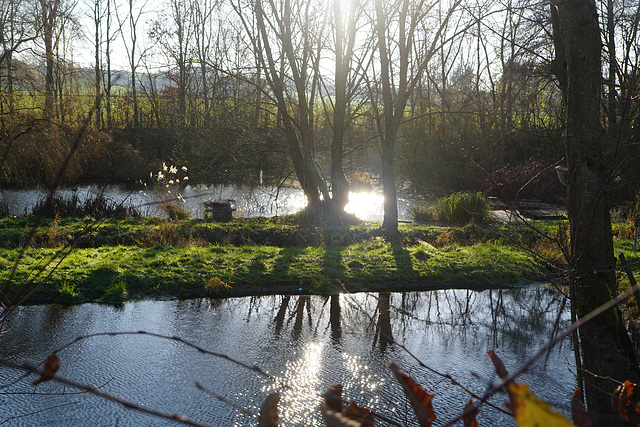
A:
[0,288,574,426]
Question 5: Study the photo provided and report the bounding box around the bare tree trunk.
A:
[172,0,188,127]
[374,0,402,235]
[41,0,59,121]
[239,0,329,211]
[549,3,567,106]
[105,0,112,129]
[606,0,617,138]
[121,0,140,130]
[372,0,460,235]
[93,0,102,128]
[557,1,640,424]
[330,0,351,211]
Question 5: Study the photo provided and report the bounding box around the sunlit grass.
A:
[0,216,578,304]
[0,234,542,303]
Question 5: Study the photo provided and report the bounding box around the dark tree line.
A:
[1,0,639,211]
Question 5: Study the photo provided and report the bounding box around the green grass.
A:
[0,216,546,304]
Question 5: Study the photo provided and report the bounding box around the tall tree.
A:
[328,0,359,210]
[233,0,331,212]
[117,0,148,129]
[191,0,219,127]
[86,0,103,128]
[554,0,640,424]
[103,0,116,129]
[605,0,617,138]
[39,0,61,120]
[149,0,195,127]
[0,0,38,128]
[370,0,461,234]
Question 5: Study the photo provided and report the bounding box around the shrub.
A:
[30,192,140,219]
[82,192,140,218]
[433,192,489,225]
[412,205,436,222]
[148,162,190,221]
[32,193,82,218]
[160,202,190,221]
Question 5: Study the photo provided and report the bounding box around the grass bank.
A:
[5,215,634,305]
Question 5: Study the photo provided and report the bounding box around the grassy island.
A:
[1,214,638,305]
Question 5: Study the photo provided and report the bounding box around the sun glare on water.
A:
[345,191,384,221]
[275,341,325,423]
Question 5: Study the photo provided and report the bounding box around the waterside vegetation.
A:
[0,214,535,303]
[1,210,638,306]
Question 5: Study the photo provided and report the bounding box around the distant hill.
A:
[4,58,173,93]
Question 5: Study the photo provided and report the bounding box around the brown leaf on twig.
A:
[463,398,480,427]
[321,409,364,427]
[324,383,344,413]
[32,354,60,386]
[389,361,436,427]
[257,391,280,427]
[320,384,374,427]
[571,388,591,427]
[611,380,640,423]
[487,350,510,381]
[342,401,374,426]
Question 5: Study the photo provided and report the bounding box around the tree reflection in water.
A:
[0,287,574,426]
[254,286,572,425]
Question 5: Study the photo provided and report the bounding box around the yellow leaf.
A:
[507,382,575,427]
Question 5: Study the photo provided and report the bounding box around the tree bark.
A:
[557,0,640,424]
[251,0,328,211]
[606,0,617,138]
[41,0,59,121]
[330,0,351,211]
[105,0,112,129]
[374,0,402,235]
[93,0,102,129]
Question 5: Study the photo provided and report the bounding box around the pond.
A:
[0,287,575,426]
[0,184,416,221]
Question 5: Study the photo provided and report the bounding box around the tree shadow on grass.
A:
[269,246,306,284]
[321,245,346,292]
[84,266,119,299]
[390,240,415,282]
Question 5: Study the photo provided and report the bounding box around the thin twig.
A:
[0,358,218,427]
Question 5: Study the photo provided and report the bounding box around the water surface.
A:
[0,184,415,221]
[0,288,574,426]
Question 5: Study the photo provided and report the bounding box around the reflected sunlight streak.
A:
[275,341,325,424]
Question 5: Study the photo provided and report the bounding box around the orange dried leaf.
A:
[611,380,640,422]
[487,350,510,381]
[32,354,60,386]
[320,408,365,427]
[463,398,480,427]
[571,388,591,427]
[257,392,280,427]
[389,361,436,427]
